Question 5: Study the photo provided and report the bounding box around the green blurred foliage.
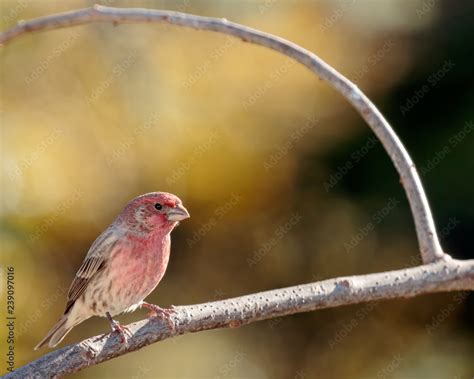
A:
[1,0,473,378]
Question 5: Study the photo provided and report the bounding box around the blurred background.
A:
[1,0,473,378]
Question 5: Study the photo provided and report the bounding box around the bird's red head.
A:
[119,192,190,234]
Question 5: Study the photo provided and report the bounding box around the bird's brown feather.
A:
[65,229,119,313]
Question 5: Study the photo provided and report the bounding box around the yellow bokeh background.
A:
[1,0,473,378]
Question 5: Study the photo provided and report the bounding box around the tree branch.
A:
[0,4,445,263]
[1,5,470,378]
[7,259,474,378]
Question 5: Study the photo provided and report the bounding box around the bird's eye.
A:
[154,203,163,211]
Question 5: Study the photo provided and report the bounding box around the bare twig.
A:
[0,5,445,263]
[1,5,469,378]
[7,259,474,378]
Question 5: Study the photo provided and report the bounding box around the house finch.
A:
[35,192,190,349]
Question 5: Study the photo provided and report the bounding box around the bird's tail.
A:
[34,315,74,350]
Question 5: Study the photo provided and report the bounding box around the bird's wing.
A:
[64,227,121,313]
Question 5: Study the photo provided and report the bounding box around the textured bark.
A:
[7,259,474,378]
[1,5,472,378]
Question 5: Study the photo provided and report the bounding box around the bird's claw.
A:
[141,302,176,331]
[108,317,132,345]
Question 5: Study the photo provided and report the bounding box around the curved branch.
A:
[6,258,474,378]
[2,5,469,378]
[0,5,444,263]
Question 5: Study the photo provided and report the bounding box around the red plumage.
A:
[35,192,190,349]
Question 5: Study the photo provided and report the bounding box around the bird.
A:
[34,192,190,349]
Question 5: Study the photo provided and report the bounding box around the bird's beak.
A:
[167,204,190,222]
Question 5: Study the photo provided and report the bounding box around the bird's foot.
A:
[106,312,132,345]
[140,302,176,331]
